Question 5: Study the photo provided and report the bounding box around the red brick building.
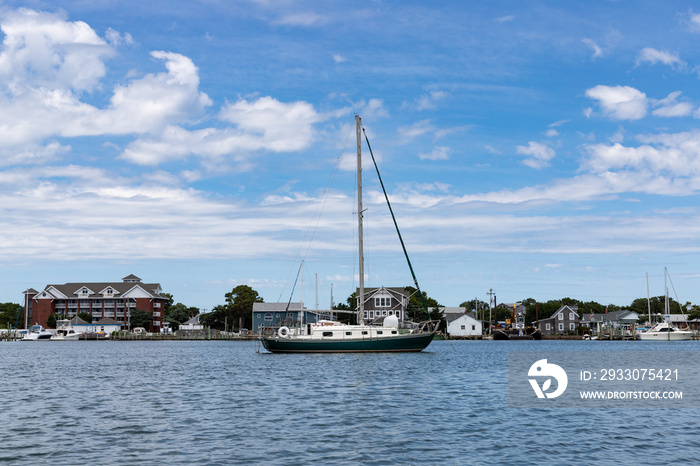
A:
[24,274,168,332]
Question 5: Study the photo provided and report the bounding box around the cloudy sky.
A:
[3,1,700,311]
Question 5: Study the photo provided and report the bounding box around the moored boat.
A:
[51,319,83,341]
[21,324,53,341]
[259,116,438,353]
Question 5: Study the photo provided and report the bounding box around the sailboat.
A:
[259,116,439,353]
[639,268,694,341]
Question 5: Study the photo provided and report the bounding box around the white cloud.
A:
[419,146,450,161]
[398,120,435,140]
[585,85,648,120]
[546,129,559,137]
[332,54,346,63]
[273,13,327,27]
[582,38,603,58]
[0,10,213,163]
[651,91,693,117]
[122,96,321,165]
[0,8,112,92]
[105,27,135,47]
[517,141,555,169]
[688,12,700,32]
[636,47,685,68]
[412,91,448,111]
[583,129,700,176]
[494,15,514,23]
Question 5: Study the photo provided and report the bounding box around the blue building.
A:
[252,302,332,331]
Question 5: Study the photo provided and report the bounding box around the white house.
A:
[441,307,482,337]
[69,316,122,334]
[180,315,204,331]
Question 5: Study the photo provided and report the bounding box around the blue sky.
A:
[2,1,700,312]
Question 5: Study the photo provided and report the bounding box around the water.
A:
[1,340,698,464]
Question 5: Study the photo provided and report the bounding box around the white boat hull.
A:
[638,331,694,341]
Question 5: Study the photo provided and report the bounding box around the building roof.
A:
[94,317,121,325]
[34,275,165,300]
[69,316,90,325]
[253,302,304,311]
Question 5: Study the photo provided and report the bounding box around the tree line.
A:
[5,285,699,331]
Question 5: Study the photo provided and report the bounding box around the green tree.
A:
[0,302,23,328]
[46,313,62,328]
[165,303,199,330]
[162,293,175,316]
[77,312,92,323]
[129,308,152,329]
[404,286,442,322]
[332,301,352,324]
[201,285,263,331]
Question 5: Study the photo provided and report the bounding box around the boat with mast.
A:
[259,115,438,353]
[639,268,694,341]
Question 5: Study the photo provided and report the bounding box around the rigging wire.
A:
[362,125,432,320]
[276,126,354,305]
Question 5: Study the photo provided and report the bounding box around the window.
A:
[322,331,333,337]
[374,297,390,307]
[558,323,564,331]
[345,332,352,336]
[391,331,397,334]
[569,312,576,320]
[377,331,383,335]
[461,325,465,330]
[546,323,551,331]
[558,313,563,320]
[569,323,575,331]
[154,302,161,308]
[362,331,368,335]
[264,313,272,321]
[472,325,476,331]
[368,311,374,318]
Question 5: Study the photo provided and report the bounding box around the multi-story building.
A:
[357,287,408,323]
[536,304,580,336]
[24,274,168,332]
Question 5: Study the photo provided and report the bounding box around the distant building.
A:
[69,316,122,334]
[357,287,408,323]
[179,315,204,331]
[25,274,167,332]
[440,307,482,337]
[579,310,639,335]
[536,305,580,335]
[252,302,332,331]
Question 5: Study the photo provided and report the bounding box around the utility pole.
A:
[487,289,495,335]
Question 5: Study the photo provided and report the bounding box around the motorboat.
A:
[638,321,694,341]
[21,324,53,341]
[51,320,83,341]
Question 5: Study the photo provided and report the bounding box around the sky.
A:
[2,1,700,312]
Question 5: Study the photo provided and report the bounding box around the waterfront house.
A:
[179,315,204,331]
[70,316,122,334]
[252,302,332,331]
[25,275,168,333]
[536,305,580,335]
[357,286,408,323]
[579,310,639,335]
[662,314,697,330]
[441,307,482,337]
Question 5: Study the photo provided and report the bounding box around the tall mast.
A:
[356,115,365,324]
[646,272,651,324]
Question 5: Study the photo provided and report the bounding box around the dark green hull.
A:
[261,332,436,353]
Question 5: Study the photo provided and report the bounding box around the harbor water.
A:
[1,339,698,464]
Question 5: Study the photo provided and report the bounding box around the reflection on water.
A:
[1,340,698,464]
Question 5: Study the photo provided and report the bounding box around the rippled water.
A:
[1,340,698,464]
